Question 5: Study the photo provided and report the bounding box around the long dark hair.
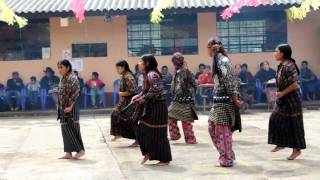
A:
[207,37,228,75]
[277,44,300,75]
[116,59,132,73]
[141,54,161,77]
[57,59,72,73]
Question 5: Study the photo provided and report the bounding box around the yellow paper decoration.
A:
[0,0,28,28]
[150,0,174,24]
[287,0,320,20]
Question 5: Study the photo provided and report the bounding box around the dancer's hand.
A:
[235,100,243,108]
[276,91,284,98]
[131,95,140,102]
[138,98,145,104]
[64,106,72,113]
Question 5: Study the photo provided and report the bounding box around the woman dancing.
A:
[168,52,198,144]
[207,38,242,167]
[110,60,138,147]
[268,44,306,160]
[133,54,172,166]
[57,59,85,159]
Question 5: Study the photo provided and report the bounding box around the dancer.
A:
[268,44,306,160]
[168,52,198,144]
[207,38,242,167]
[133,54,172,166]
[57,59,85,159]
[110,60,139,147]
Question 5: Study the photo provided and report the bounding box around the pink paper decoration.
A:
[221,0,272,20]
[69,0,85,23]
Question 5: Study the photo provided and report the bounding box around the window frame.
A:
[71,42,108,58]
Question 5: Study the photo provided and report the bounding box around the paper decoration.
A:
[286,0,320,20]
[62,49,72,60]
[42,47,51,59]
[150,0,174,24]
[0,0,28,28]
[69,0,85,23]
[70,59,84,72]
[221,0,272,20]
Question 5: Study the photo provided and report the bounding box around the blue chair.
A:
[4,86,26,111]
[40,88,49,110]
[255,79,263,103]
[113,79,120,106]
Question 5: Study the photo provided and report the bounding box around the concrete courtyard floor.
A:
[0,110,320,180]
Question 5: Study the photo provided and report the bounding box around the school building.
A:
[1,0,320,95]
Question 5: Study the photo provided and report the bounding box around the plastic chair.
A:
[255,79,263,103]
[113,79,120,106]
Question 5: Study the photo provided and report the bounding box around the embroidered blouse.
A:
[139,70,164,102]
[213,53,239,98]
[276,60,299,92]
[172,68,197,101]
[58,73,80,112]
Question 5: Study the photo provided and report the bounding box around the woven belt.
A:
[140,121,167,128]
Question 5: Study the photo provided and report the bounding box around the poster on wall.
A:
[70,59,84,72]
[42,47,51,59]
[62,49,72,60]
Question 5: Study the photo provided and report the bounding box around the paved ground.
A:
[0,110,320,180]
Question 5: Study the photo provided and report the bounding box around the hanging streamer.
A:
[221,0,271,20]
[150,0,174,24]
[69,0,85,23]
[286,0,320,20]
[0,0,28,28]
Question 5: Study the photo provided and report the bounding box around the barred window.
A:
[217,11,287,53]
[127,14,198,56]
[72,43,107,58]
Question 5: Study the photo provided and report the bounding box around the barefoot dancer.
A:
[133,54,172,166]
[268,44,306,160]
[110,60,139,147]
[57,60,85,160]
[168,52,198,144]
[207,38,242,167]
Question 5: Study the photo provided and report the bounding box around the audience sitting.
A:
[5,72,24,111]
[254,61,276,103]
[161,65,173,105]
[0,83,7,111]
[27,76,40,109]
[197,65,214,105]
[195,63,206,80]
[40,67,60,109]
[86,72,105,108]
[198,65,213,84]
[239,64,255,104]
[300,60,318,101]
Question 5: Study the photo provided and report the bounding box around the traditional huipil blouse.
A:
[141,71,165,102]
[58,73,80,121]
[117,72,137,108]
[209,53,239,127]
[168,68,198,122]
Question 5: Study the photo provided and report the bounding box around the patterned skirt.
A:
[168,101,198,122]
[138,100,172,162]
[60,105,85,153]
[268,91,306,149]
[209,102,235,127]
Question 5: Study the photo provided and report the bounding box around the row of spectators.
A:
[0,60,319,112]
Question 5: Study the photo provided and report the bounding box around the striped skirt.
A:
[268,91,306,149]
[168,101,198,122]
[138,100,172,162]
[61,121,85,152]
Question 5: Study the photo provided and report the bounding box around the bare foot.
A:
[128,141,139,148]
[271,146,285,152]
[141,155,150,164]
[156,161,170,166]
[287,150,301,160]
[111,136,122,142]
[73,150,85,160]
[58,153,73,159]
